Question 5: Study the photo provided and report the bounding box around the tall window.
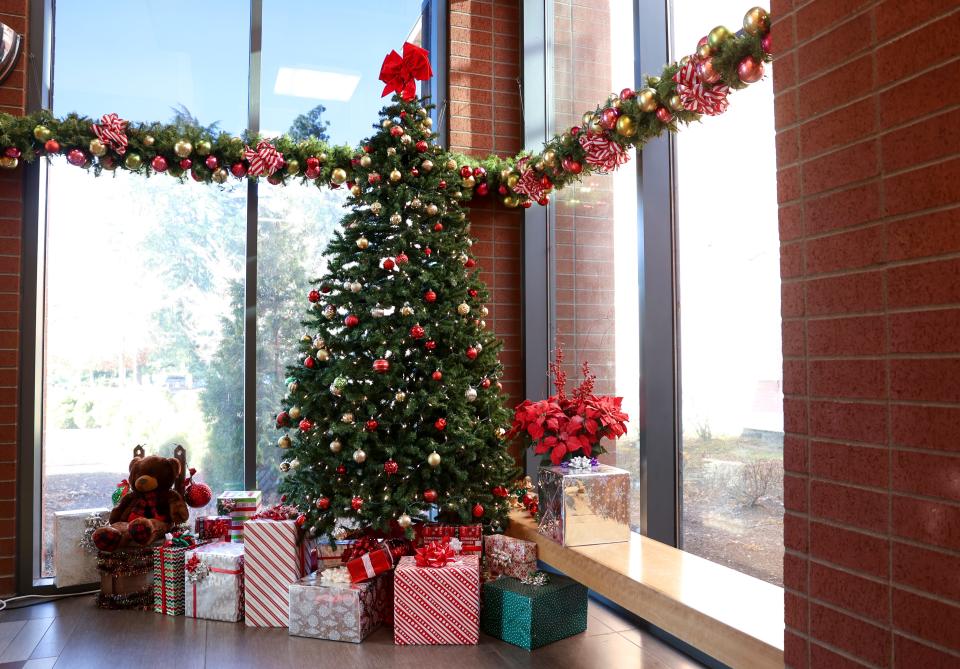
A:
[37,0,425,581]
[673,2,783,585]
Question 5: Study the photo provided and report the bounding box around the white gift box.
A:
[54,507,109,588]
[184,541,245,622]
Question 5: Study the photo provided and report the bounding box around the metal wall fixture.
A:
[0,21,23,84]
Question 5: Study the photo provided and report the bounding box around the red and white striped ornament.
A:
[578,132,630,172]
[511,158,548,201]
[243,140,284,177]
[672,59,730,116]
[91,113,129,155]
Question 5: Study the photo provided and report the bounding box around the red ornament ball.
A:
[492,486,509,498]
[344,314,359,328]
[295,514,307,528]
[304,357,316,369]
[204,155,219,170]
[382,258,395,271]
[390,125,404,137]
[737,55,765,84]
[363,144,373,153]
[481,377,492,389]
[424,247,432,256]
[620,87,636,100]
[521,201,532,208]
[3,147,19,159]
[365,419,378,432]
[459,165,472,179]
[373,358,390,373]
[308,289,320,303]
[656,107,674,124]
[368,172,381,184]
[761,32,773,54]
[320,284,331,293]
[306,156,320,168]
[498,185,508,195]
[276,411,290,427]
[384,459,399,475]
[298,418,313,432]
[44,139,61,154]
[425,340,437,351]
[528,502,539,515]
[179,158,192,170]
[433,223,443,232]
[67,149,86,166]
[191,169,204,183]
[473,166,486,178]
[538,196,550,206]
[351,496,364,510]
[522,492,536,507]
[600,107,620,130]
[438,179,446,189]
[317,496,331,510]
[151,156,168,172]
[396,252,409,264]
[464,258,476,268]
[411,167,420,177]
[410,324,425,339]
[472,503,484,518]
[476,183,489,196]
[562,157,582,174]
[468,288,479,298]
[466,347,478,360]
[415,140,428,153]
[336,465,347,475]
[306,166,321,179]
[423,489,438,503]
[424,290,437,303]
[230,162,247,178]
[540,175,553,188]
[570,125,581,136]
[432,370,443,382]
[434,417,447,431]
[185,482,213,508]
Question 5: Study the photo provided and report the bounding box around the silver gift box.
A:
[288,569,392,643]
[54,508,110,588]
[537,464,630,546]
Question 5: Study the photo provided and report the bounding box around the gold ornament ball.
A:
[357,237,369,249]
[360,155,372,168]
[286,159,300,175]
[196,140,212,156]
[331,168,348,184]
[350,184,362,196]
[323,305,336,319]
[697,41,714,59]
[317,349,329,362]
[462,175,476,188]
[330,439,342,453]
[301,334,312,343]
[287,380,298,393]
[506,174,520,189]
[278,435,292,449]
[446,158,458,171]
[33,125,52,141]
[0,157,18,170]
[390,213,402,225]
[543,149,557,166]
[143,135,155,147]
[743,6,770,35]
[382,119,393,128]
[395,390,407,402]
[397,513,412,529]
[174,140,192,158]
[426,203,439,216]
[212,168,229,183]
[353,449,367,464]
[503,196,519,208]
[289,406,301,420]
[615,115,637,137]
[387,147,397,156]
[421,159,434,172]
[400,134,412,145]
[400,305,414,316]
[679,55,692,69]
[124,153,142,170]
[342,413,354,424]
[389,169,402,182]
[418,107,428,117]
[318,152,327,163]
[668,94,684,111]
[279,461,290,473]
[427,451,441,467]
[479,319,487,329]
[457,303,470,315]
[371,202,383,215]
[708,25,734,50]
[423,117,433,128]
[581,111,596,128]
[637,88,659,113]
[88,139,107,157]
[410,197,422,208]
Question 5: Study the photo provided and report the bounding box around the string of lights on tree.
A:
[0,7,771,210]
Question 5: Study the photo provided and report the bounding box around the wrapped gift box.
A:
[416,523,483,553]
[216,491,262,543]
[345,546,394,583]
[288,568,392,643]
[244,519,313,627]
[537,464,630,546]
[194,515,231,543]
[483,534,537,581]
[184,541,245,622]
[481,574,588,650]
[53,507,109,588]
[96,546,154,610]
[154,543,191,616]
[394,554,480,645]
[458,524,483,554]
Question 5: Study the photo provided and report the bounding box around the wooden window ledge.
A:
[506,511,784,668]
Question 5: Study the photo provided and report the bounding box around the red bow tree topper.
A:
[379,42,433,101]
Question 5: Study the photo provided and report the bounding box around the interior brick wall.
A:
[774,1,960,666]
[448,0,525,411]
[0,0,27,596]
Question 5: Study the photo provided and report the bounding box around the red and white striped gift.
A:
[394,554,480,645]
[243,519,311,627]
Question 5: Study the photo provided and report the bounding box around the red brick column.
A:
[774,1,960,666]
[0,0,28,595]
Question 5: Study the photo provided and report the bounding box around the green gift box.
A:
[481,574,587,650]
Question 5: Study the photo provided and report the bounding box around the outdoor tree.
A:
[288,103,331,143]
[276,94,520,538]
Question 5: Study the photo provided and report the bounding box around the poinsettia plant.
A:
[508,347,629,465]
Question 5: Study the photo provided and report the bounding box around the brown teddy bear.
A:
[92,453,190,551]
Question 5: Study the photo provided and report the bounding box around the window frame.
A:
[17,0,443,593]
[521,0,681,546]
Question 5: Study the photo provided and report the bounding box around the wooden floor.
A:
[0,594,706,668]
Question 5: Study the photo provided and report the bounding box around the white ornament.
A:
[350,281,362,293]
[465,387,478,402]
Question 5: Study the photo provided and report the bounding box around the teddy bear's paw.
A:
[92,526,122,552]
[128,518,156,545]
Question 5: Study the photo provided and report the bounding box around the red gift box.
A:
[346,546,394,583]
[458,524,483,553]
[417,523,457,546]
[194,515,230,543]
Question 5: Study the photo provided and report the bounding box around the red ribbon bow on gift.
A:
[415,539,456,568]
[243,140,284,177]
[379,42,433,101]
[185,554,202,573]
[92,113,129,155]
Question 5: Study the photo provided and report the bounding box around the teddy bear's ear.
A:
[167,458,182,478]
[128,456,142,474]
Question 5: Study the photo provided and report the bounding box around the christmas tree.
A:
[275,92,520,540]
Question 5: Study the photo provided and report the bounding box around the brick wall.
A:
[0,0,27,595]
[774,1,960,667]
[448,0,525,411]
